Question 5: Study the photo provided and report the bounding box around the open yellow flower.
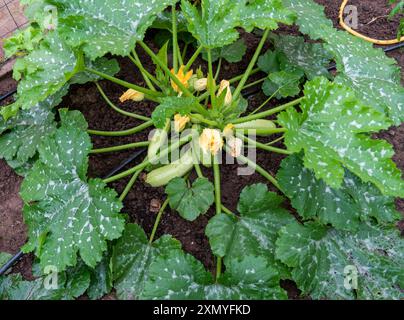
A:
[217,80,232,106]
[174,114,190,132]
[227,136,243,158]
[199,128,223,156]
[119,89,145,103]
[171,65,193,94]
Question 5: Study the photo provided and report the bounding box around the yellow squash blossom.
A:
[171,65,193,94]
[227,136,243,158]
[119,89,145,103]
[217,80,232,106]
[223,123,234,138]
[199,128,223,156]
[194,78,208,91]
[174,114,190,132]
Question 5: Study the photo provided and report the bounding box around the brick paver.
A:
[0,0,26,65]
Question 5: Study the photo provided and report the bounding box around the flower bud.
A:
[217,80,232,106]
[194,78,208,91]
[174,114,191,132]
[119,89,145,102]
[227,136,242,158]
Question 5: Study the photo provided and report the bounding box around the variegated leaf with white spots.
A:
[142,250,287,299]
[181,0,294,48]
[112,224,182,300]
[283,0,404,125]
[49,0,178,59]
[277,155,401,231]
[2,33,79,120]
[20,109,125,271]
[0,86,68,172]
[278,77,404,197]
[206,184,294,278]
[275,221,404,300]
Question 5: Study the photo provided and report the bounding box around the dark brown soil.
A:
[0,1,403,300]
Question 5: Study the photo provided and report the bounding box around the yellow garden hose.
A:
[339,0,404,45]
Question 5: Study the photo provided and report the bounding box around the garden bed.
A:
[0,0,403,299]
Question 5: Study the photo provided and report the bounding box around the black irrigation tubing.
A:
[0,88,17,103]
[0,41,403,276]
[0,148,147,276]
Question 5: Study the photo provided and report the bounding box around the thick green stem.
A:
[182,43,189,62]
[85,67,162,102]
[90,141,149,154]
[237,133,292,155]
[95,82,151,121]
[232,97,303,124]
[172,6,179,72]
[207,49,216,109]
[184,45,203,72]
[103,134,193,183]
[212,159,222,281]
[266,135,285,146]
[214,58,222,81]
[149,198,170,244]
[88,120,153,137]
[139,41,194,98]
[190,113,218,127]
[226,145,280,189]
[233,29,270,100]
[241,77,266,91]
[129,51,158,91]
[119,170,142,202]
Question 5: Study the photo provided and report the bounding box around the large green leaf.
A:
[276,221,404,300]
[271,34,332,80]
[0,260,91,300]
[20,109,125,271]
[181,0,294,48]
[202,39,247,63]
[0,86,68,171]
[277,155,401,231]
[49,0,177,59]
[87,251,113,300]
[142,250,287,299]
[283,0,404,125]
[166,177,214,221]
[1,33,79,120]
[205,184,294,278]
[278,77,404,197]
[239,0,295,32]
[112,224,182,300]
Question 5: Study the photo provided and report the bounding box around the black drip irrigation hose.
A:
[0,89,17,103]
[0,41,403,276]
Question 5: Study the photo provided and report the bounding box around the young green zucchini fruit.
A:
[148,119,170,161]
[234,119,277,136]
[145,147,194,187]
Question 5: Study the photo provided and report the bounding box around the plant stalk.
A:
[95,82,151,121]
[85,67,162,102]
[90,141,150,154]
[237,133,292,155]
[119,170,142,201]
[88,120,153,137]
[149,198,170,244]
[232,97,303,124]
[184,45,203,72]
[233,29,270,100]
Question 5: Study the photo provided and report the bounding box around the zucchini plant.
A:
[0,0,403,300]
